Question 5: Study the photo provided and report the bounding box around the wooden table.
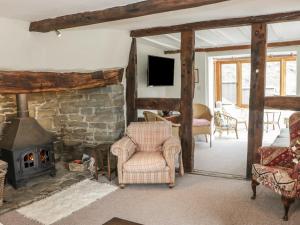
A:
[84,143,116,181]
[163,114,181,124]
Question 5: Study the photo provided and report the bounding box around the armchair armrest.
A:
[172,123,181,127]
[258,146,293,166]
[162,136,181,167]
[111,136,136,163]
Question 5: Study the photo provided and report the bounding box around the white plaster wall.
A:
[137,39,181,98]
[0,17,132,71]
[136,39,207,104]
[137,41,300,110]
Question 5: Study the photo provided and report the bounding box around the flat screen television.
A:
[147,55,175,86]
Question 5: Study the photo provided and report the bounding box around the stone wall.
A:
[0,84,125,145]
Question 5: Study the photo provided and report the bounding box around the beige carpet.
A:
[194,129,279,177]
[0,174,299,225]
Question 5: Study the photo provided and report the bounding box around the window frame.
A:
[214,55,296,107]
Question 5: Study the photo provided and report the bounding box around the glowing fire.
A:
[28,153,34,161]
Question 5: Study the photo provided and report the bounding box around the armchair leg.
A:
[168,183,175,188]
[281,196,295,221]
[235,129,239,139]
[210,135,212,148]
[251,179,259,200]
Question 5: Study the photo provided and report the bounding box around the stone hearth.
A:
[0,162,91,214]
[0,84,125,155]
[0,84,124,212]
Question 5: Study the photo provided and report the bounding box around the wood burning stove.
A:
[0,94,56,188]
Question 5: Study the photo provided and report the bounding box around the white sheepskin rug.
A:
[17,179,118,225]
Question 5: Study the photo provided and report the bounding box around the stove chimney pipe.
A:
[16,94,29,118]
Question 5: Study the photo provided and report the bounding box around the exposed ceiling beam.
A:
[164,39,300,54]
[131,10,300,37]
[29,0,229,32]
[141,37,178,49]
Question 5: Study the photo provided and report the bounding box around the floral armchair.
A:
[111,122,183,188]
[252,112,300,221]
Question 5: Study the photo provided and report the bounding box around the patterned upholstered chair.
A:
[214,111,239,139]
[111,122,183,188]
[252,112,300,221]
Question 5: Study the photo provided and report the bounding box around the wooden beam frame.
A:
[246,23,268,179]
[131,10,300,37]
[136,98,181,111]
[126,38,138,125]
[164,40,300,54]
[0,68,123,94]
[180,30,195,172]
[265,96,300,111]
[29,0,228,32]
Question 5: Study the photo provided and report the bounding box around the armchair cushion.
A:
[126,122,172,152]
[258,146,294,167]
[123,151,166,172]
[193,118,211,127]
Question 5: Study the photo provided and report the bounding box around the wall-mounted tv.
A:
[147,55,175,86]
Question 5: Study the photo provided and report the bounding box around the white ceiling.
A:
[0,0,300,48]
[141,21,300,50]
[0,0,299,30]
[0,0,144,21]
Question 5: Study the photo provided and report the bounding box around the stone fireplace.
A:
[0,84,125,167]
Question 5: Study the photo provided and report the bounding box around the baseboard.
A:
[191,169,246,180]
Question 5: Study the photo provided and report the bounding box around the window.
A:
[265,62,280,96]
[241,63,250,105]
[286,60,297,95]
[215,55,297,107]
[221,64,237,105]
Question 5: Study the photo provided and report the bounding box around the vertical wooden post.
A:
[246,23,267,178]
[126,38,138,125]
[180,30,195,172]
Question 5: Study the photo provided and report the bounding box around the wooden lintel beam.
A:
[29,0,228,32]
[265,96,300,111]
[0,68,123,94]
[246,23,267,179]
[164,40,300,54]
[131,10,300,37]
[135,98,181,111]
